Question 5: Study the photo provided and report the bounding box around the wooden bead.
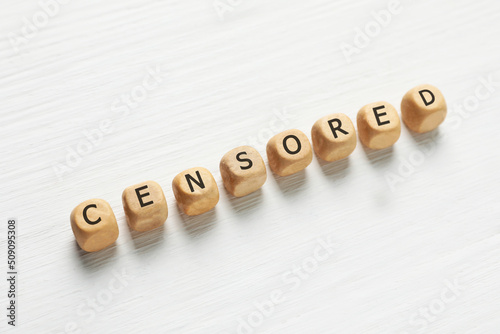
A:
[220,146,267,197]
[311,113,357,162]
[266,129,313,176]
[172,167,219,216]
[401,84,447,133]
[122,180,168,232]
[70,199,119,252]
[357,101,401,149]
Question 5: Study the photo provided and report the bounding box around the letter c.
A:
[83,204,101,225]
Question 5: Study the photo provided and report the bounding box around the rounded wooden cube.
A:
[172,167,219,216]
[311,113,357,162]
[122,180,168,232]
[401,84,447,133]
[70,199,119,252]
[357,101,401,150]
[220,146,267,197]
[266,129,313,176]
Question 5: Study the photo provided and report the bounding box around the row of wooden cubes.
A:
[71,84,447,252]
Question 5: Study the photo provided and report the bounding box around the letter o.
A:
[247,311,264,328]
[97,289,113,306]
[429,298,445,315]
[302,257,319,273]
[33,12,49,27]
[131,86,147,103]
[76,140,93,155]
[283,135,301,155]
[463,96,479,112]
[409,151,425,166]
[365,21,381,37]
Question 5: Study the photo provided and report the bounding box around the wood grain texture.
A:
[1,0,500,333]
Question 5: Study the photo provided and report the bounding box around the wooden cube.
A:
[266,129,313,176]
[70,199,119,252]
[220,146,267,197]
[172,167,219,216]
[401,84,447,133]
[357,102,401,149]
[122,180,168,232]
[311,113,357,162]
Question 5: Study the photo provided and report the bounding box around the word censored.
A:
[70,84,447,252]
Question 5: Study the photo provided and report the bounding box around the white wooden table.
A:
[1,0,500,333]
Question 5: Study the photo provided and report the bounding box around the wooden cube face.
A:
[311,113,357,162]
[357,102,401,149]
[220,146,267,197]
[172,167,219,216]
[401,84,447,133]
[70,199,119,252]
[266,129,313,176]
[122,180,168,232]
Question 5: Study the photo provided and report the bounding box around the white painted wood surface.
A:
[1,0,500,333]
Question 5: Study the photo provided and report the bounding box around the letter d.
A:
[397,157,415,177]
[353,27,370,48]
[65,147,82,168]
[21,17,38,38]
[236,317,253,334]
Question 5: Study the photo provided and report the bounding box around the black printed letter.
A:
[83,204,101,225]
[236,152,253,170]
[418,89,435,106]
[135,185,154,207]
[186,171,205,192]
[283,135,301,155]
[327,118,349,139]
[373,105,390,126]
